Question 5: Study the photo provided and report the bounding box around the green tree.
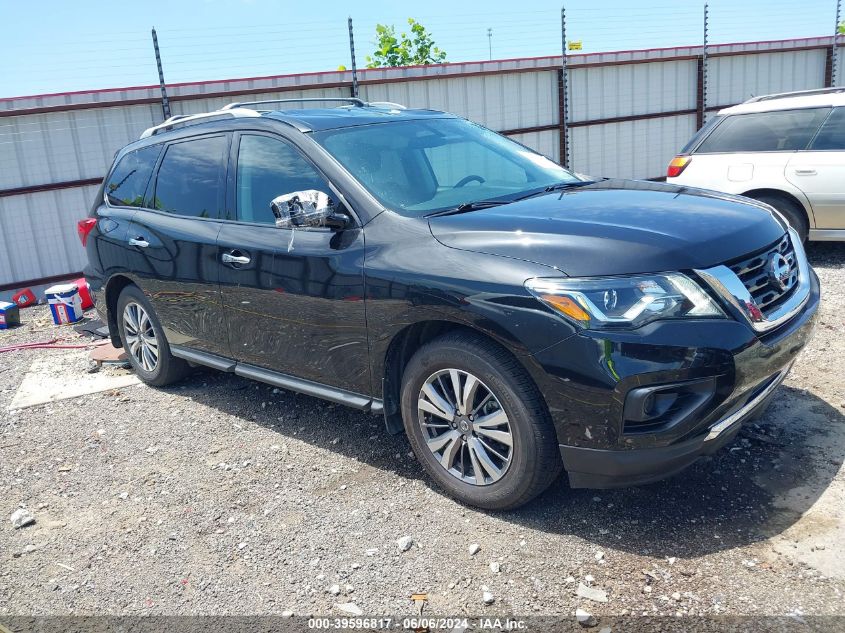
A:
[365,18,447,68]
[839,21,844,34]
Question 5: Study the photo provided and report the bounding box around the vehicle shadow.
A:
[177,367,844,558]
[806,240,845,267]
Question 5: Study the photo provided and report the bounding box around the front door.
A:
[127,133,231,356]
[217,132,369,395]
[786,107,845,230]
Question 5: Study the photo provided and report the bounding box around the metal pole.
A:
[702,4,709,124]
[151,28,171,120]
[833,0,842,86]
[488,28,493,60]
[560,7,570,169]
[348,17,359,98]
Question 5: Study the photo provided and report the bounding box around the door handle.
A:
[222,251,251,265]
[793,169,817,176]
[128,236,149,248]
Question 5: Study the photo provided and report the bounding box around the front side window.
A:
[809,108,845,150]
[313,118,577,216]
[106,144,161,207]
[696,108,830,153]
[236,135,331,225]
[153,135,227,218]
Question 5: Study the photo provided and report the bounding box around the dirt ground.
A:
[1,243,844,626]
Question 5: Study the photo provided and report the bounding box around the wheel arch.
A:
[740,187,814,228]
[104,274,136,347]
[379,319,551,437]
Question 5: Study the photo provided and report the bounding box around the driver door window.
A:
[236,134,331,225]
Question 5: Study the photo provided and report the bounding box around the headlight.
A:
[526,274,725,329]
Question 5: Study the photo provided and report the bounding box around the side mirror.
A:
[270,190,351,231]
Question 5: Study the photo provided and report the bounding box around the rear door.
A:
[94,144,162,278]
[126,133,231,356]
[682,108,830,191]
[216,131,369,395]
[786,107,845,229]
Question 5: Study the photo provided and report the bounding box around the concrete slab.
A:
[9,349,141,410]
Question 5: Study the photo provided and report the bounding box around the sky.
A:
[0,0,840,98]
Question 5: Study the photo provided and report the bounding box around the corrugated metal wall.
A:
[0,37,841,289]
[708,49,828,106]
[0,184,101,285]
[571,114,698,180]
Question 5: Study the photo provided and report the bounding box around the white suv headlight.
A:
[526,274,725,330]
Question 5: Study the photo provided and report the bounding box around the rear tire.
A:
[751,194,809,243]
[400,331,562,510]
[116,285,190,387]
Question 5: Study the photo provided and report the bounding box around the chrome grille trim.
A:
[695,228,811,333]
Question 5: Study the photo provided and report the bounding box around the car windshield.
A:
[312,118,580,216]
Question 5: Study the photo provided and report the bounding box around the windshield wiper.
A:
[513,179,597,201]
[425,199,510,218]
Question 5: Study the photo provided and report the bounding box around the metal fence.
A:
[0,33,843,292]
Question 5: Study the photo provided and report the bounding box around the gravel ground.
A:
[1,243,844,624]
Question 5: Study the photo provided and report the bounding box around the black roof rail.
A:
[222,97,367,110]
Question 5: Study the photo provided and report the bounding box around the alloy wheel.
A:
[123,302,159,372]
[417,368,513,485]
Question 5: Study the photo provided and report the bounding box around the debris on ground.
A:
[575,608,597,627]
[10,508,35,529]
[335,603,363,616]
[576,583,609,603]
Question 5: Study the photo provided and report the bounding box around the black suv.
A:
[81,99,820,510]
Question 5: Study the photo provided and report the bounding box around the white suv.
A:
[666,88,845,241]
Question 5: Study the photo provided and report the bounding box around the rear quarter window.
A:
[680,116,722,154]
[106,144,161,207]
[809,107,845,150]
[695,108,830,153]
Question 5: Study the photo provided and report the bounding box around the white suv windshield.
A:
[313,118,578,216]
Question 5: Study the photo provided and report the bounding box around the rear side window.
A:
[696,108,830,153]
[106,144,161,207]
[153,135,227,218]
[809,108,845,150]
[680,116,722,154]
[236,135,331,225]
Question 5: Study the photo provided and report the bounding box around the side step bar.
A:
[171,345,383,414]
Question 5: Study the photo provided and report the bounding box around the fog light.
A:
[623,377,717,434]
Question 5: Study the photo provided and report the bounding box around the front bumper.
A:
[527,267,820,489]
[560,363,788,488]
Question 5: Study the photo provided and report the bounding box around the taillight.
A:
[77,218,97,246]
[667,156,691,178]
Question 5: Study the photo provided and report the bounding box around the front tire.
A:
[400,332,562,510]
[117,285,190,387]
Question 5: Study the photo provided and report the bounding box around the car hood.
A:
[427,179,786,277]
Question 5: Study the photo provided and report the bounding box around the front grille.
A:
[727,233,799,317]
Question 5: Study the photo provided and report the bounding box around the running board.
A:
[171,345,382,413]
